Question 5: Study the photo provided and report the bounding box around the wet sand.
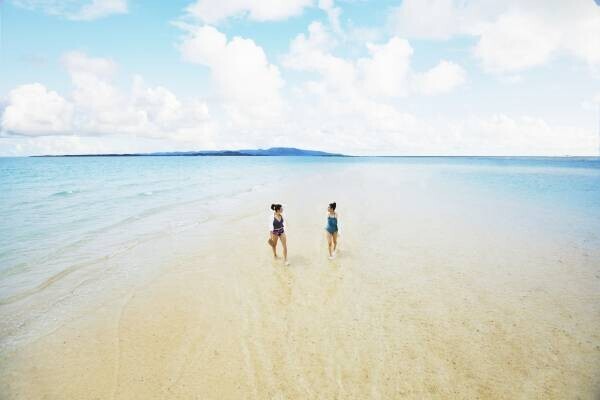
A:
[1,164,599,399]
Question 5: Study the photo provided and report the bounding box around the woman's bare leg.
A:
[270,233,279,258]
[280,234,288,263]
[327,232,333,256]
[332,232,338,252]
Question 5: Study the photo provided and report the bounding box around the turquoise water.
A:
[1,156,600,303]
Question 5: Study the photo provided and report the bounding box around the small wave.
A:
[140,191,154,196]
[52,189,79,197]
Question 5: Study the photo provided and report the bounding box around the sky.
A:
[0,0,599,156]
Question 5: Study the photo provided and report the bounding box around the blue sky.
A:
[1,0,599,155]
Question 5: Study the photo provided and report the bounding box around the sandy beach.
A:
[1,160,599,399]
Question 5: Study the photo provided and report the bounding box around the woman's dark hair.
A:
[329,202,336,210]
[271,204,282,212]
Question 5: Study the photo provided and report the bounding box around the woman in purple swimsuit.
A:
[267,204,289,265]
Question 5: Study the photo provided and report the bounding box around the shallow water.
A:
[1,156,599,398]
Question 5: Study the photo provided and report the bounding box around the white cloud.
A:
[1,83,74,136]
[581,93,600,111]
[62,51,124,126]
[283,22,355,92]
[389,0,600,73]
[130,76,213,141]
[566,8,600,66]
[70,0,127,21]
[178,25,285,126]
[318,0,341,34]
[497,75,523,85]
[346,25,384,45]
[358,37,413,97]
[62,50,117,78]
[12,0,128,20]
[389,0,467,40]
[473,11,561,73]
[1,52,216,145]
[185,0,313,24]
[414,60,466,95]
[284,22,465,98]
[444,114,597,156]
[183,0,345,33]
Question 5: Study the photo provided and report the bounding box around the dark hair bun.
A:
[329,202,336,210]
[270,204,276,210]
[271,203,282,211]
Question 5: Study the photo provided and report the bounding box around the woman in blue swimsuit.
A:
[325,202,338,259]
[268,204,289,265]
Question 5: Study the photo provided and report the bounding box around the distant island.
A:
[33,147,347,157]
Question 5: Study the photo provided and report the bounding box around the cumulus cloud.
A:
[389,0,600,73]
[178,25,285,127]
[185,0,313,24]
[12,0,128,20]
[283,22,355,91]
[284,22,466,98]
[62,51,125,129]
[414,60,466,95]
[473,10,561,73]
[1,52,215,145]
[1,83,74,136]
[358,37,413,97]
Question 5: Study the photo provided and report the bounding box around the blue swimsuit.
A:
[326,214,338,234]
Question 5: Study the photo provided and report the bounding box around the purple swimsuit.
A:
[272,216,284,236]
